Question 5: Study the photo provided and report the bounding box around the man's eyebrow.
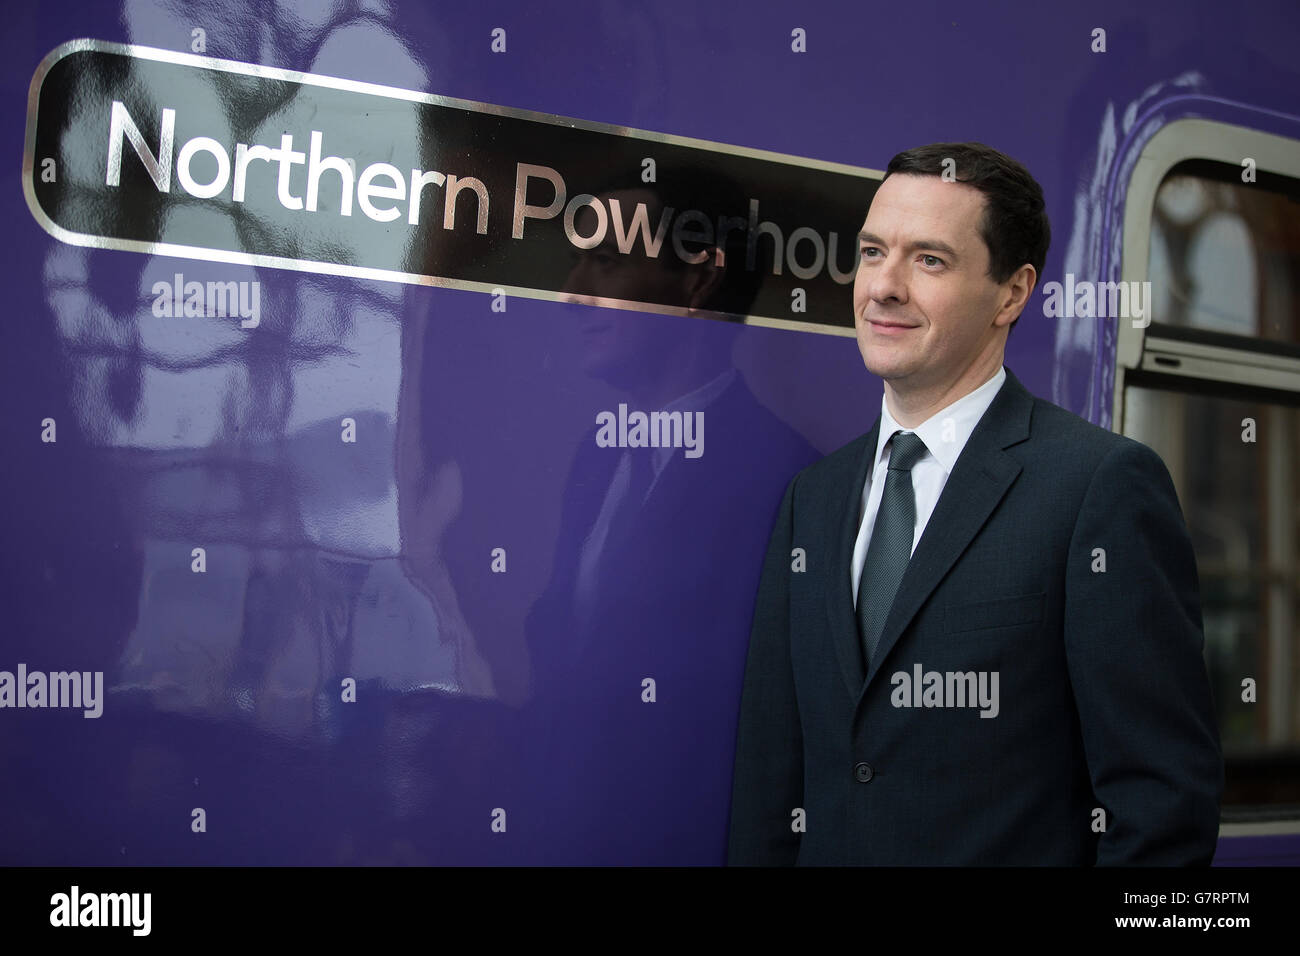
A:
[858,232,960,261]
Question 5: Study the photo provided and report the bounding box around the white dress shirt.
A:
[851,366,1006,609]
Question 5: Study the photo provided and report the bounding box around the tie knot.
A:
[887,431,927,472]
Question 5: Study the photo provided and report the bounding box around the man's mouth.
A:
[866,317,918,332]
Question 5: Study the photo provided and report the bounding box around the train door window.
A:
[1116,120,1300,830]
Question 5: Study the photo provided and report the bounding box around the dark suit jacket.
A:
[519,372,819,864]
[728,366,1223,865]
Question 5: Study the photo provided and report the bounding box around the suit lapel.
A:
[824,420,880,701]
[604,375,746,551]
[854,368,1034,698]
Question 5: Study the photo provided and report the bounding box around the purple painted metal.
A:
[2,0,1299,865]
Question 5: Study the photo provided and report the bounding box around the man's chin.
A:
[579,351,638,386]
[859,351,913,383]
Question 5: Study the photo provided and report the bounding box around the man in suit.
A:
[728,142,1223,865]
[518,166,819,863]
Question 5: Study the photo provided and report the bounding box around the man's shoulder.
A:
[787,430,874,497]
[1022,392,1161,474]
[1027,392,1115,443]
[791,388,1154,490]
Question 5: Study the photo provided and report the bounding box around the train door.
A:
[1115,118,1300,863]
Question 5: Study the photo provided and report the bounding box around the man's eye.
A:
[921,254,944,268]
[859,247,879,259]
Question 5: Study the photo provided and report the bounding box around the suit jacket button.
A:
[854,762,874,783]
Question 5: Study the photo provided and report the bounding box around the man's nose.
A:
[560,259,589,299]
[558,266,597,306]
[864,252,908,304]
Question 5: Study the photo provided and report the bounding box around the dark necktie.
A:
[856,430,927,668]
[605,449,654,550]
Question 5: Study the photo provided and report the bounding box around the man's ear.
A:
[684,247,727,313]
[994,263,1036,328]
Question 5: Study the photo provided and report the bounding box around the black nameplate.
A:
[24,40,878,333]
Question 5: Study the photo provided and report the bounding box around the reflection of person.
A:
[729,142,1223,865]
[519,167,818,863]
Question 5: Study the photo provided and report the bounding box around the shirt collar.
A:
[650,367,737,476]
[872,365,1007,476]
[663,366,737,416]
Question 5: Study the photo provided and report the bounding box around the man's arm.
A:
[727,475,805,866]
[1064,439,1224,864]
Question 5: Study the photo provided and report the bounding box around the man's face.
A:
[853,173,1009,393]
[561,188,691,382]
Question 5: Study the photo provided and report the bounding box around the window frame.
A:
[1117,118,1300,835]
[1116,118,1300,409]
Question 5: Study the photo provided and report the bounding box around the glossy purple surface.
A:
[2,0,1298,865]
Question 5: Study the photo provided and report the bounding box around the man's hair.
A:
[586,164,761,320]
[881,142,1050,330]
